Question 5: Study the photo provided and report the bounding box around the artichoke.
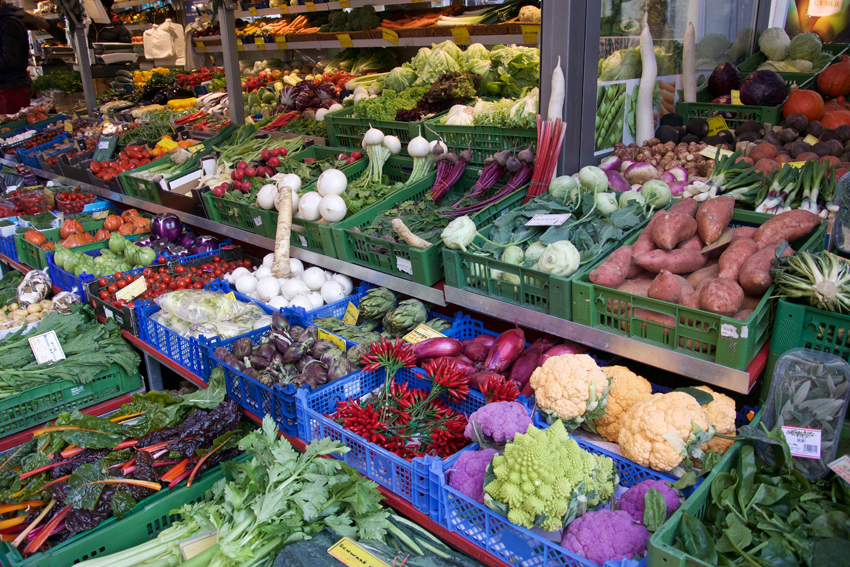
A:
[311,339,338,359]
[357,318,381,332]
[425,318,452,333]
[358,288,397,321]
[328,357,354,381]
[298,326,318,343]
[258,370,277,387]
[232,337,254,360]
[347,343,371,367]
[383,299,428,337]
[282,343,307,364]
[320,347,345,367]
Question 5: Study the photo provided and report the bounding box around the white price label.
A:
[396,257,413,275]
[298,235,308,247]
[28,330,66,364]
[254,216,262,226]
[829,455,850,484]
[98,141,110,149]
[70,386,85,396]
[525,213,571,227]
[180,530,218,560]
[781,426,822,459]
[103,306,114,319]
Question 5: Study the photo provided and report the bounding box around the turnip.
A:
[302,267,327,291]
[257,184,278,210]
[317,169,346,196]
[298,192,323,221]
[383,135,402,156]
[319,194,347,222]
[623,162,661,185]
[278,173,301,193]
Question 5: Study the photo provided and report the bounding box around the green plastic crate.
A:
[422,119,537,167]
[0,364,141,438]
[15,226,149,271]
[1,455,242,567]
[324,106,445,153]
[572,210,827,371]
[738,43,849,85]
[204,154,414,257]
[117,139,217,204]
[646,412,763,567]
[0,119,29,140]
[332,168,527,286]
[443,201,659,321]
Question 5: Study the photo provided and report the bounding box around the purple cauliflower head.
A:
[464,401,532,443]
[561,509,649,565]
[446,448,498,504]
[618,479,680,524]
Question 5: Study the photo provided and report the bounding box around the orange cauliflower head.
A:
[593,366,653,443]
[617,392,713,472]
[529,354,609,429]
[695,385,737,455]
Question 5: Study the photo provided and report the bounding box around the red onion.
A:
[464,341,490,362]
[541,343,586,363]
[509,350,543,391]
[413,337,463,361]
[470,370,502,392]
[484,325,526,373]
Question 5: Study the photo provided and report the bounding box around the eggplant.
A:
[152,91,168,105]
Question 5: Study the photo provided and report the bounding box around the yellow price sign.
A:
[402,324,446,344]
[195,41,207,53]
[224,292,236,300]
[254,37,266,50]
[72,113,79,120]
[706,116,729,136]
[342,302,359,325]
[339,0,351,6]
[64,120,73,133]
[337,33,353,48]
[804,134,819,145]
[318,329,347,352]
[730,90,743,105]
[521,24,540,44]
[248,6,258,16]
[787,161,807,168]
[382,27,398,45]
[236,38,244,51]
[274,35,288,49]
[306,1,316,10]
[328,538,391,567]
[450,27,471,44]
[279,5,289,13]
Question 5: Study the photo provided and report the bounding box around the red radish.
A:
[268,156,281,167]
[350,151,362,160]
[346,157,356,165]
[270,148,280,157]
[244,167,257,178]
[278,148,287,157]
[233,169,245,181]
[212,185,225,197]
[260,149,271,161]
[222,182,231,191]
[303,158,315,163]
[241,181,252,192]
[337,153,348,160]
[237,161,248,170]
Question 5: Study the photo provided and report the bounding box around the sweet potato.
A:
[679,289,700,309]
[590,245,633,288]
[717,238,759,280]
[676,234,704,250]
[731,226,758,242]
[741,294,761,310]
[733,309,753,320]
[696,195,735,244]
[632,269,655,280]
[687,264,719,288]
[700,278,744,316]
[669,198,699,217]
[632,210,667,258]
[753,210,822,248]
[635,248,707,274]
[633,308,676,327]
[652,211,698,250]
[739,242,795,295]
[606,280,652,316]
[648,270,683,303]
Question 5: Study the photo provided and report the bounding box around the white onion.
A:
[235,274,258,294]
[230,267,250,281]
[254,265,272,280]
[256,276,281,302]
[302,267,327,291]
[306,291,324,309]
[289,258,304,277]
[289,295,314,311]
[282,278,310,300]
[263,253,275,268]
[332,274,353,296]
[268,295,289,309]
[321,280,346,304]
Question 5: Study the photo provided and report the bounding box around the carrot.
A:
[272,183,293,278]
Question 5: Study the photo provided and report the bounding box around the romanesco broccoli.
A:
[484,420,616,532]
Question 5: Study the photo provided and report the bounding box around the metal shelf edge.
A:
[197,34,531,52]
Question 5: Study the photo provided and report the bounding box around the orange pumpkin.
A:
[24,229,45,246]
[817,55,850,98]
[59,219,84,240]
[783,89,824,121]
[118,223,134,235]
[94,229,111,241]
[822,110,850,129]
[103,214,123,231]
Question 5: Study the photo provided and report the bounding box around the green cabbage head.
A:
[759,28,791,61]
[789,32,822,62]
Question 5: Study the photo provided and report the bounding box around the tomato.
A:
[117,280,128,289]
[103,174,114,183]
[158,256,166,264]
[99,290,110,300]
[90,161,102,173]
[113,272,123,280]
[162,275,172,284]
[98,278,109,287]
[213,256,222,263]
[107,285,118,294]
[193,282,203,289]
[241,259,251,268]
[174,266,185,274]
[143,268,153,277]
[114,299,126,308]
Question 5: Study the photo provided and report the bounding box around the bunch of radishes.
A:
[225,254,354,312]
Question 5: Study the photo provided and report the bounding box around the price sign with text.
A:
[450,28,471,44]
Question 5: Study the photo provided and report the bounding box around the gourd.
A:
[783,89,824,121]
[822,110,850,129]
[817,55,850,98]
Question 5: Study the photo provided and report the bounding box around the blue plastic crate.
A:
[295,366,490,512]
[206,326,359,437]
[137,279,281,380]
[0,234,18,262]
[19,133,70,168]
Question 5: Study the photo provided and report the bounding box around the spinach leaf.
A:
[643,488,667,532]
[679,512,718,564]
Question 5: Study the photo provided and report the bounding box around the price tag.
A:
[329,538,391,567]
[525,213,571,226]
[343,302,359,325]
[248,6,258,16]
[339,0,350,6]
[730,90,742,105]
[180,530,218,560]
[306,1,316,10]
[98,140,110,149]
[804,134,819,145]
[402,324,446,344]
[701,228,733,253]
[237,39,244,51]
[64,120,73,133]
[298,234,308,247]
[254,37,266,50]
[450,27,471,44]
[224,292,236,300]
[279,5,289,13]
[781,426,822,459]
[28,330,66,364]
[396,257,413,275]
[274,35,288,49]
[115,276,147,302]
[337,33,353,48]
[254,215,262,226]
[158,138,179,151]
[706,116,729,136]
[92,210,110,220]
[72,113,79,120]
[382,27,399,45]
[699,145,734,159]
[318,329,347,351]
[829,455,850,484]
[103,306,114,320]
[521,24,540,44]
[195,41,207,53]
[787,161,807,168]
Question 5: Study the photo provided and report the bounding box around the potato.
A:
[733,309,754,321]
[741,294,762,310]
[8,303,18,311]
[717,238,759,280]
[0,314,7,323]
[24,314,40,323]
[753,210,822,248]
[696,195,735,244]
[590,245,634,288]
[699,278,745,316]
[27,303,42,314]
[652,211,698,250]
[39,299,52,308]
[634,248,707,274]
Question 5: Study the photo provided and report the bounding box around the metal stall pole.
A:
[74,26,97,116]
[538,0,602,174]
[219,2,245,124]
